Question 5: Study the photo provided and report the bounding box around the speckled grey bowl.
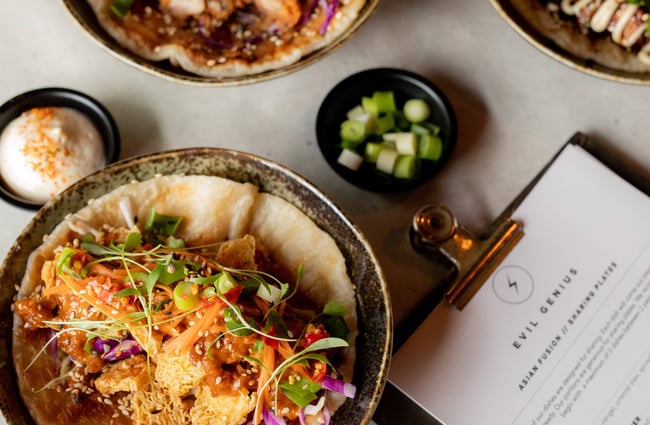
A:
[0,148,392,425]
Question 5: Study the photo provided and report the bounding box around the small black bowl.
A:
[316,68,457,192]
[0,87,120,210]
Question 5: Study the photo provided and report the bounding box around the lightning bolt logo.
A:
[507,275,519,294]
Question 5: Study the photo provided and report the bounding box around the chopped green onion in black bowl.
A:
[316,68,457,192]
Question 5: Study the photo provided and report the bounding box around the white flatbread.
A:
[86,0,367,78]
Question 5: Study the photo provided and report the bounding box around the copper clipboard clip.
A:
[410,204,524,310]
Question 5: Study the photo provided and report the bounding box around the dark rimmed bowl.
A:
[0,87,120,210]
[60,0,382,86]
[490,0,650,85]
[0,148,393,425]
[316,68,457,192]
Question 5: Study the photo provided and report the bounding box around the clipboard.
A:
[373,132,650,425]
[409,132,650,312]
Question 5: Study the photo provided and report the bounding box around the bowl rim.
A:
[0,86,121,210]
[316,67,457,192]
[490,0,650,85]
[59,0,383,87]
[0,147,393,425]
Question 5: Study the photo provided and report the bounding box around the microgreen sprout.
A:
[246,336,349,417]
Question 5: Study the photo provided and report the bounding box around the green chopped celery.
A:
[110,0,134,18]
[373,113,396,135]
[361,96,379,116]
[364,142,383,163]
[393,155,419,179]
[372,91,397,114]
[340,120,366,144]
[419,134,443,161]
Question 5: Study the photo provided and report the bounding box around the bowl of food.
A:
[0,148,392,425]
[491,0,650,84]
[0,87,120,210]
[316,68,457,192]
[60,0,381,86]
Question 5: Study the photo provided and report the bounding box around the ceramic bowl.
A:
[0,148,392,425]
[316,68,457,192]
[490,0,650,85]
[0,87,120,210]
[60,0,382,86]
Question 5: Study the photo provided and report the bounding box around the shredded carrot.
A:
[88,263,129,280]
[277,341,310,380]
[42,284,72,297]
[254,342,276,424]
[150,284,174,316]
[253,296,270,316]
[162,300,224,354]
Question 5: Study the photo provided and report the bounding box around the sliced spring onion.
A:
[393,155,419,179]
[382,132,399,142]
[419,134,443,161]
[339,120,366,144]
[215,272,237,294]
[109,0,134,18]
[364,142,383,163]
[256,283,282,304]
[403,98,431,123]
[376,149,398,174]
[337,149,364,171]
[350,112,376,134]
[394,133,418,155]
[346,105,365,120]
[173,281,200,310]
[144,208,183,236]
[361,96,380,115]
[333,91,442,181]
[372,91,397,114]
[411,121,440,136]
[373,114,396,135]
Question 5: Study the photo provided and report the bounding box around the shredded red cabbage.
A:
[93,336,143,362]
[263,407,287,425]
[321,375,356,399]
[47,328,59,358]
[319,0,339,34]
[300,0,319,24]
[92,336,119,354]
[195,19,233,49]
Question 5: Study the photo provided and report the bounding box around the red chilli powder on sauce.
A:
[0,107,105,203]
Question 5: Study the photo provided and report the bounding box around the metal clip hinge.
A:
[410,204,524,310]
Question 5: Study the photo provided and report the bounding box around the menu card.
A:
[389,143,650,425]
